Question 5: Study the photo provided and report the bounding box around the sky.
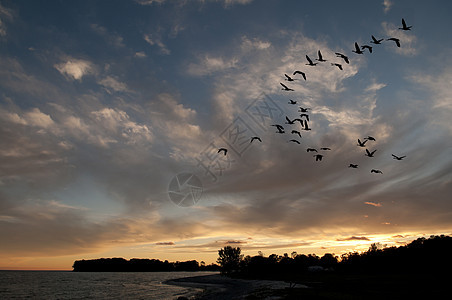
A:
[0,0,451,270]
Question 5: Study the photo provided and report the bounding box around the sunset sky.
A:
[1,0,451,270]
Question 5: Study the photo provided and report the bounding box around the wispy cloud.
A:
[90,24,125,48]
[383,0,393,13]
[144,33,171,55]
[0,3,13,37]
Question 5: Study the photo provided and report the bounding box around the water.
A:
[0,271,218,299]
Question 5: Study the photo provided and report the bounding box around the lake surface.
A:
[0,271,218,299]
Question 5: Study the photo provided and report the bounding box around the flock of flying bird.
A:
[218,18,411,174]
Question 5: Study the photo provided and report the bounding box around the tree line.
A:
[217,235,452,280]
[72,258,220,272]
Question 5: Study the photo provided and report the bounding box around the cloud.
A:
[135,51,147,58]
[0,3,13,37]
[155,241,175,245]
[98,76,129,93]
[90,24,125,48]
[187,55,239,76]
[336,236,370,241]
[383,0,393,13]
[54,58,95,81]
[144,34,171,55]
[364,202,382,207]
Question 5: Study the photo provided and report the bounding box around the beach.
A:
[164,274,301,299]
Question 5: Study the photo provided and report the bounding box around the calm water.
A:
[0,271,218,299]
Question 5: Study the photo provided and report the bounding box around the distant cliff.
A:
[72,258,220,272]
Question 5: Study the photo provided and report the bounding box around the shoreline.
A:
[164,274,305,299]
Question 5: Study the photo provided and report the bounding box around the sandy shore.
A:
[164,274,306,300]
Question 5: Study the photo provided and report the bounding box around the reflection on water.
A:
[0,271,217,299]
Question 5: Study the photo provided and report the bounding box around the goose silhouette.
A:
[293,70,306,80]
[271,124,285,133]
[365,149,377,157]
[357,139,368,147]
[280,82,294,91]
[313,154,323,161]
[399,18,412,31]
[250,136,262,143]
[352,42,364,54]
[285,74,295,81]
[392,154,406,160]
[348,164,358,168]
[305,55,318,66]
[291,130,301,138]
[371,169,383,174]
[361,45,373,53]
[370,35,384,44]
[335,52,349,64]
[316,50,327,62]
[387,38,401,47]
[331,63,343,70]
[218,148,227,155]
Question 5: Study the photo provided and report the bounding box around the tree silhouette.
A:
[217,246,243,275]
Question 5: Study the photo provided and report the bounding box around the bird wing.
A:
[402,18,407,28]
[306,55,313,64]
[280,82,289,89]
[318,50,323,60]
[354,42,360,51]
[285,74,291,80]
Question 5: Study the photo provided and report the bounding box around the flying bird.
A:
[250,136,262,143]
[348,164,358,168]
[370,35,384,44]
[280,82,294,91]
[316,50,327,62]
[298,107,310,112]
[392,154,406,160]
[218,148,227,155]
[293,70,306,80]
[285,116,297,124]
[289,139,301,144]
[305,55,318,66]
[371,169,383,174]
[399,18,412,31]
[299,113,310,121]
[335,52,349,64]
[313,154,324,161]
[352,42,364,54]
[271,124,285,133]
[306,148,317,152]
[285,74,295,81]
[288,99,297,104]
[320,147,331,151]
[357,139,368,147]
[387,38,401,47]
[331,63,343,70]
[361,45,373,53]
[365,149,377,157]
[365,136,376,141]
[291,130,301,138]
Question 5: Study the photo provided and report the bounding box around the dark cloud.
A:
[336,236,370,242]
